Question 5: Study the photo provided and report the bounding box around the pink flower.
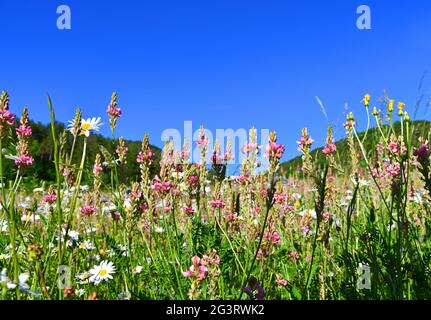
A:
[301,225,310,235]
[180,148,190,159]
[197,265,209,281]
[137,149,155,164]
[184,206,194,215]
[43,191,57,204]
[265,142,285,160]
[182,268,194,278]
[265,231,281,245]
[322,143,336,155]
[388,140,398,153]
[376,144,384,153]
[182,256,208,281]
[343,120,354,129]
[93,163,103,175]
[386,163,401,177]
[274,193,288,204]
[222,151,234,161]
[15,154,34,168]
[107,106,122,118]
[196,136,209,149]
[288,251,300,261]
[414,144,430,161]
[138,203,149,212]
[187,175,199,186]
[15,125,32,137]
[151,181,173,193]
[80,205,96,216]
[225,212,237,222]
[235,174,249,184]
[129,190,142,202]
[0,109,15,126]
[241,143,259,154]
[113,212,121,221]
[209,199,225,209]
[296,136,314,147]
[322,211,331,221]
[276,274,288,288]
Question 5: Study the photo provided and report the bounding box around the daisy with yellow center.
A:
[68,117,103,137]
[80,117,103,137]
[78,240,95,251]
[89,260,115,285]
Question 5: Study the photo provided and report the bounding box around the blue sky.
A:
[0,0,430,162]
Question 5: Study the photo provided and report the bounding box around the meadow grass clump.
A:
[0,91,430,300]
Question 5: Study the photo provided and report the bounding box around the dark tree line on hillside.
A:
[2,120,161,189]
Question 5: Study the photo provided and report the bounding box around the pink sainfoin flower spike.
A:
[137,149,154,163]
[289,251,300,261]
[296,136,314,150]
[241,142,259,154]
[0,109,15,126]
[265,230,281,245]
[413,141,430,162]
[181,138,191,160]
[183,256,208,281]
[322,125,336,155]
[322,143,336,155]
[388,139,399,154]
[209,199,225,209]
[0,91,15,128]
[196,135,209,149]
[137,134,155,165]
[80,205,96,216]
[14,108,34,168]
[184,206,194,216]
[276,274,288,288]
[43,187,57,204]
[15,154,34,167]
[107,105,122,118]
[151,180,173,193]
[93,162,103,175]
[386,163,401,177]
[181,148,190,159]
[107,92,121,132]
[265,142,285,160]
[15,124,32,137]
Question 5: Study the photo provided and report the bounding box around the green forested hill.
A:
[2,120,161,187]
[281,120,431,175]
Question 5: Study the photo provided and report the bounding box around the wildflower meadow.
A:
[0,90,430,301]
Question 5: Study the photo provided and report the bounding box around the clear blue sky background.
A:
[1,0,430,162]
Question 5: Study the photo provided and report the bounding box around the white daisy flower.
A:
[69,117,103,137]
[21,213,40,223]
[89,261,116,285]
[76,271,91,285]
[79,240,95,251]
[80,117,103,137]
[133,266,143,274]
[298,209,317,219]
